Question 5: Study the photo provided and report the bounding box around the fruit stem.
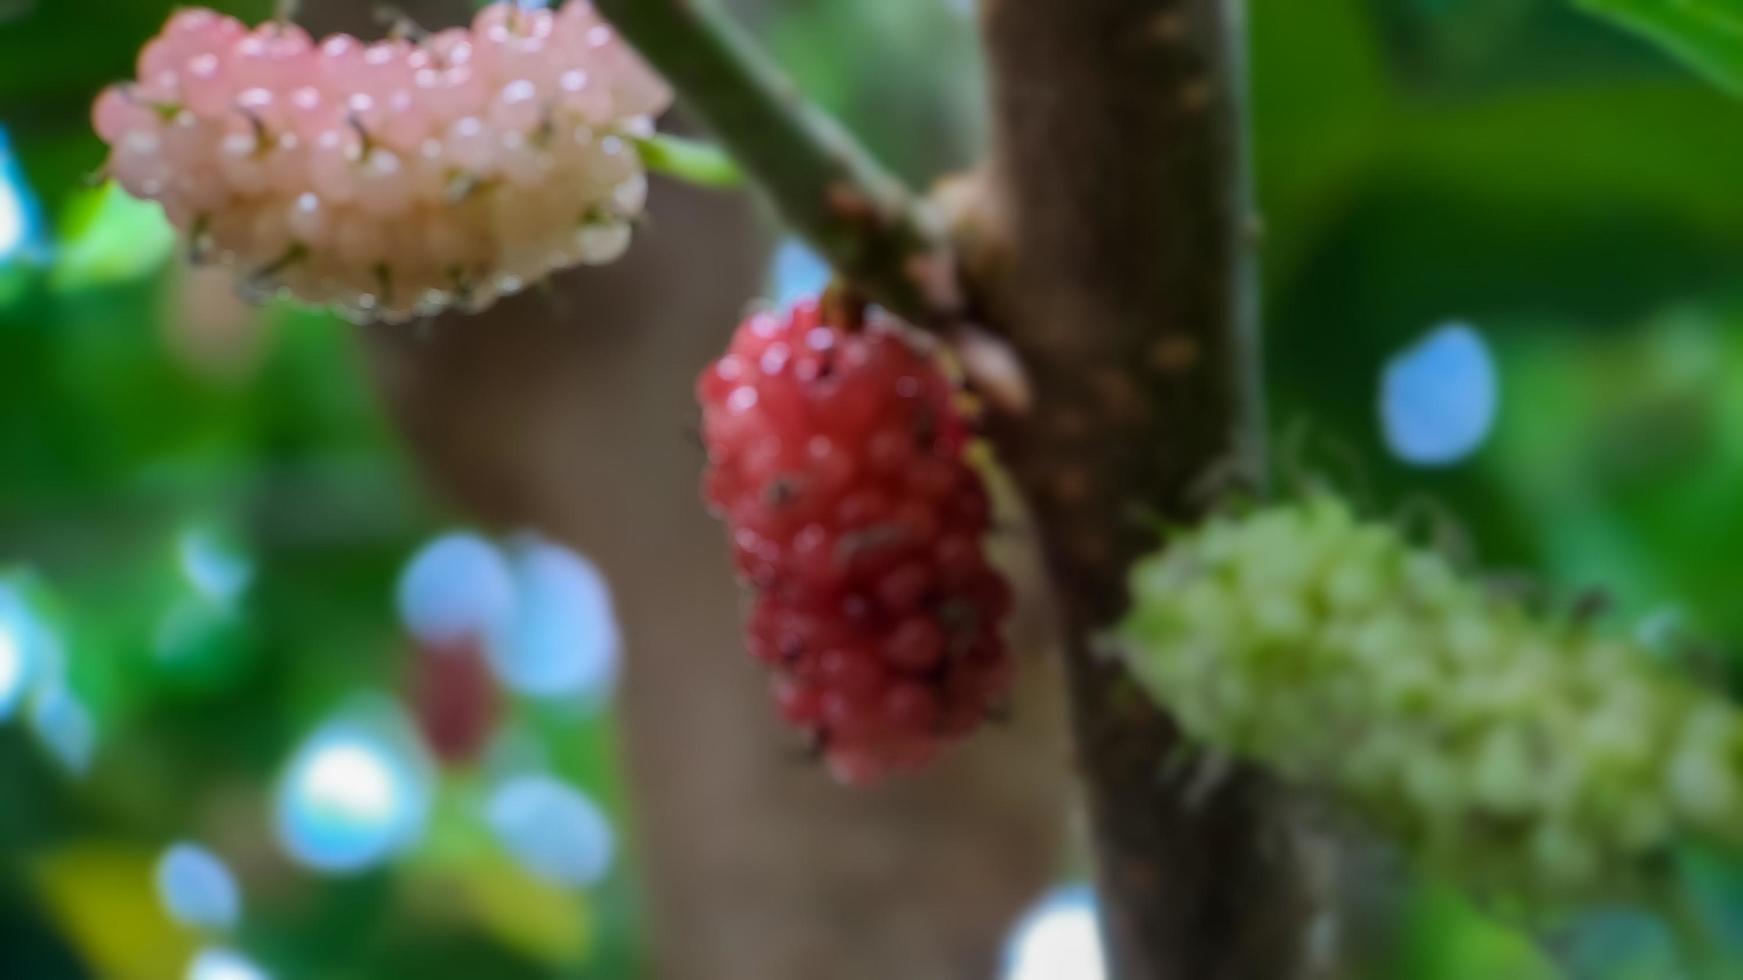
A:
[819,281,867,333]
[592,0,965,330]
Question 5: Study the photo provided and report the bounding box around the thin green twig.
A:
[594,0,962,327]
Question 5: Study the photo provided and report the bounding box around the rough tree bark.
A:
[296,2,1075,978]
[975,2,1311,977]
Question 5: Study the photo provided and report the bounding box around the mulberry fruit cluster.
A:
[93,2,671,322]
[1121,495,1743,903]
[698,301,1013,785]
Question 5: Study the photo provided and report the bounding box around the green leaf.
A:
[1574,0,1743,97]
[632,134,745,189]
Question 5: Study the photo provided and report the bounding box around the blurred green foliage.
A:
[0,0,1741,976]
[1,3,639,975]
[1573,0,1743,98]
[0,254,643,975]
[1252,0,1743,972]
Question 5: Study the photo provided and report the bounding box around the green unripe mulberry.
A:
[1120,495,1743,903]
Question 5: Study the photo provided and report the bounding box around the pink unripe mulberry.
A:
[94,2,671,322]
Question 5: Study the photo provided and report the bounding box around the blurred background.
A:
[2,0,1743,977]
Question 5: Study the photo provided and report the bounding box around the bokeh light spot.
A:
[767,239,830,311]
[397,532,517,647]
[0,605,27,721]
[275,718,431,874]
[178,528,254,607]
[0,583,46,723]
[156,842,242,932]
[487,537,619,702]
[0,169,23,258]
[1003,886,1106,980]
[0,126,45,263]
[486,774,615,888]
[1379,322,1499,467]
[186,947,269,980]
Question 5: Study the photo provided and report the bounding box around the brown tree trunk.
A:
[975,0,1314,976]
[297,3,1075,977]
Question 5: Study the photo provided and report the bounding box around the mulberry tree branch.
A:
[594,0,963,327]
[973,0,1316,976]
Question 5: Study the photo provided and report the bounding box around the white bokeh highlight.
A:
[1380,322,1500,467]
[486,774,615,888]
[0,586,32,722]
[0,127,42,263]
[0,165,23,260]
[186,947,269,980]
[156,842,242,932]
[274,713,431,874]
[1003,886,1106,980]
[0,582,89,774]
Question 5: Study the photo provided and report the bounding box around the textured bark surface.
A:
[976,0,1310,976]
[296,3,1075,977]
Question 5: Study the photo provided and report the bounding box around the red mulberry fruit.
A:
[699,300,1013,785]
